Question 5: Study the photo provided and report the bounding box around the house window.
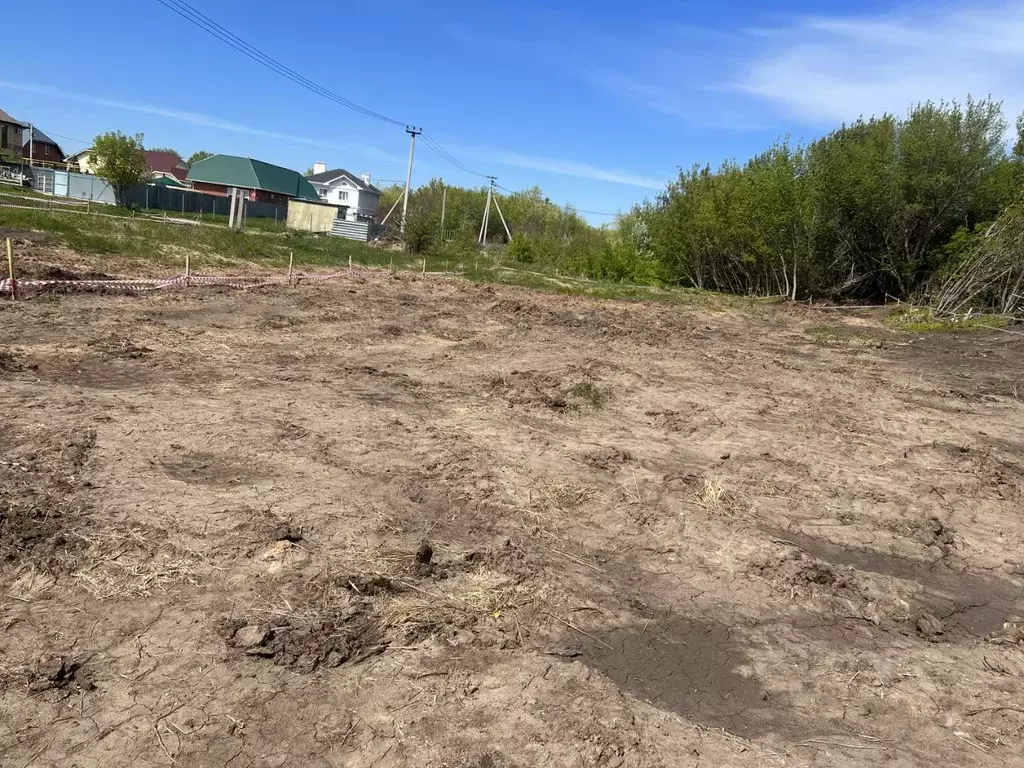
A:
[338,190,349,201]
[44,145,51,156]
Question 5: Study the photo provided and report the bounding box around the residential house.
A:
[66,148,97,174]
[22,127,65,164]
[304,163,381,221]
[144,150,189,182]
[0,108,25,162]
[186,154,320,205]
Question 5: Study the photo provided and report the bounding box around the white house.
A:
[304,163,381,222]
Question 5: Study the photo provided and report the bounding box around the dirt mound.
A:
[488,370,569,409]
[751,549,854,591]
[0,348,26,375]
[583,446,634,470]
[219,598,385,672]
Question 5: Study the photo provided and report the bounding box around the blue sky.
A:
[4,0,1024,220]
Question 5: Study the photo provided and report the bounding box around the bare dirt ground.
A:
[1,265,1023,767]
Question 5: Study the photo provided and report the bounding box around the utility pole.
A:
[490,180,513,242]
[478,176,497,245]
[27,123,33,167]
[400,126,421,236]
[439,185,447,238]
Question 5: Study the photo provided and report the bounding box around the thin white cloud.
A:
[458,146,664,190]
[735,2,1024,125]
[0,81,404,164]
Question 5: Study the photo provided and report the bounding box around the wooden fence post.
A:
[5,237,16,300]
[185,252,191,287]
[288,250,294,286]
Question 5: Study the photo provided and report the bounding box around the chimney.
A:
[312,161,326,175]
[361,173,371,185]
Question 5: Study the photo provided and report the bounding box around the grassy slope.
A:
[1,202,746,307]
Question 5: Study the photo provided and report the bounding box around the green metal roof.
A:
[151,175,185,187]
[186,155,320,200]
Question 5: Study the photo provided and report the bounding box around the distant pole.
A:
[288,250,294,285]
[228,187,237,229]
[185,252,191,287]
[478,183,493,245]
[6,237,16,300]
[440,185,447,237]
[490,181,513,242]
[27,123,33,167]
[400,126,421,236]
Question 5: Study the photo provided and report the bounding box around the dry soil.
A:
[1,263,1023,767]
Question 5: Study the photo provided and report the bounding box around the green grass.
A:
[884,308,1011,333]
[1,203,747,311]
[568,380,609,410]
[805,324,876,343]
[0,205,389,272]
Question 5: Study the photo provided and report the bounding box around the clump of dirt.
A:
[464,539,539,581]
[218,597,386,672]
[381,323,404,337]
[987,619,1024,647]
[751,550,853,590]
[414,539,434,576]
[913,516,956,551]
[26,657,95,694]
[916,613,945,642]
[489,370,569,410]
[87,337,152,359]
[0,428,96,569]
[0,348,26,375]
[583,446,633,470]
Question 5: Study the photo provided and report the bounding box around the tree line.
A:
[639,98,1023,303]
[413,97,1022,310]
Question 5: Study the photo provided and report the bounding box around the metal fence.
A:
[330,218,381,242]
[26,168,285,221]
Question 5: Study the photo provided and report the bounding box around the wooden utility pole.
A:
[400,126,421,236]
[6,237,16,300]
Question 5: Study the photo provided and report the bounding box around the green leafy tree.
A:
[91,131,147,207]
[187,150,214,165]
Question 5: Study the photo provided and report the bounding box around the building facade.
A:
[304,164,381,222]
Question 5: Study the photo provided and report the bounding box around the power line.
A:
[153,0,618,225]
[420,133,489,178]
[45,132,89,145]
[154,0,406,127]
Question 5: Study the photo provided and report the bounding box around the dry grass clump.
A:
[70,527,199,600]
[695,477,734,512]
[377,569,547,632]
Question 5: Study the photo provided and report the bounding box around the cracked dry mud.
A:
[2,263,1023,767]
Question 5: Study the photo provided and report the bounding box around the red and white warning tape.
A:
[2,271,349,297]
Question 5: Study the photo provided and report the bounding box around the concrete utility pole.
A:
[400,126,421,236]
[478,176,498,245]
[490,180,513,242]
[440,185,447,237]
[27,123,33,166]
